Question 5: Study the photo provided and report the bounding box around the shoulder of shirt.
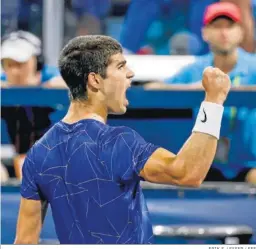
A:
[105,125,136,137]
[181,53,212,71]
[101,125,144,147]
[41,64,60,83]
[42,64,59,72]
[32,123,59,149]
[179,53,212,76]
[238,48,256,62]
[164,54,211,83]
[238,49,256,73]
[193,53,213,66]
[103,125,139,140]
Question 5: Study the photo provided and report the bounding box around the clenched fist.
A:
[202,67,231,105]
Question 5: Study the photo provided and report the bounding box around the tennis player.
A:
[15,35,231,244]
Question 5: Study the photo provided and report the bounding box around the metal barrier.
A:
[141,181,256,195]
[153,225,253,244]
[37,225,253,244]
[1,88,256,108]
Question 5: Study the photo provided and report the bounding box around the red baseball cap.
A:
[203,2,241,26]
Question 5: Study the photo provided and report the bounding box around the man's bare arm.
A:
[140,133,217,187]
[140,67,231,187]
[14,197,43,244]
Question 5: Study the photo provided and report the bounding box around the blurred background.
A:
[1,0,256,245]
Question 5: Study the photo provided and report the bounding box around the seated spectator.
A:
[71,0,111,35]
[120,0,255,55]
[120,0,192,55]
[145,2,256,184]
[169,31,202,55]
[146,2,256,89]
[189,0,255,54]
[1,30,66,179]
[1,30,65,88]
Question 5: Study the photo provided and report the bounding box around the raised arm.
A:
[140,67,231,187]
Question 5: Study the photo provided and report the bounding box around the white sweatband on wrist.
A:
[192,101,224,139]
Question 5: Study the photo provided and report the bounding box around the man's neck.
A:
[213,49,238,74]
[62,100,108,124]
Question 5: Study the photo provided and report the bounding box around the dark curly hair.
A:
[58,35,122,101]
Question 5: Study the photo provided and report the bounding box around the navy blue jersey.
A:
[20,119,159,244]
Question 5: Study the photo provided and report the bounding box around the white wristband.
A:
[192,101,224,139]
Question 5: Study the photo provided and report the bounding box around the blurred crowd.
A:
[2,0,256,55]
[1,0,256,185]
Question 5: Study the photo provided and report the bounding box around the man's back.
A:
[20,119,159,244]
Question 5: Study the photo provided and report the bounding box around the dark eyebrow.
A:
[116,60,127,67]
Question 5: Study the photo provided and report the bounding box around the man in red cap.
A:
[203,2,241,26]
[145,2,256,185]
[220,0,255,53]
[202,2,246,61]
[120,0,254,55]
[191,0,255,54]
[147,2,256,89]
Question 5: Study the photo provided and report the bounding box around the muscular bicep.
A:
[140,131,218,187]
[140,148,185,185]
[15,197,43,244]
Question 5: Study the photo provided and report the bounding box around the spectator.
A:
[145,2,256,184]
[1,0,43,39]
[169,31,202,55]
[1,30,66,179]
[146,2,256,89]
[1,30,65,88]
[71,0,111,35]
[189,0,255,54]
[120,0,189,55]
[120,0,255,55]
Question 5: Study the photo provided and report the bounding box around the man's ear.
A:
[87,72,101,91]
